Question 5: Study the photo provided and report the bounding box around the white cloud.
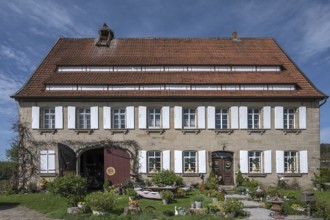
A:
[0,71,23,104]
[321,127,330,144]
[0,44,34,72]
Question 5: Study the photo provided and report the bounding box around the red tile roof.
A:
[12,37,326,99]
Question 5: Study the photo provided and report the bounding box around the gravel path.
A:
[0,205,56,220]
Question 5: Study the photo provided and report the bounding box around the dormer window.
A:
[96,23,114,47]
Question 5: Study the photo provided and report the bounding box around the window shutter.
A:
[126,106,135,129]
[299,150,308,173]
[239,106,248,129]
[174,150,183,173]
[264,150,272,173]
[103,106,111,129]
[198,150,206,173]
[32,106,40,129]
[197,106,206,129]
[90,106,99,129]
[162,106,170,129]
[138,150,147,173]
[276,150,284,173]
[174,106,182,129]
[240,150,248,173]
[68,106,76,129]
[299,106,306,129]
[138,106,147,129]
[55,106,63,129]
[207,106,215,129]
[40,150,47,173]
[162,150,170,171]
[230,106,239,129]
[263,106,271,129]
[275,106,283,129]
[48,150,56,173]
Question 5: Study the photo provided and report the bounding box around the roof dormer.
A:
[96,23,114,47]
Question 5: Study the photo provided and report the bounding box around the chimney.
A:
[231,32,241,42]
[96,23,114,47]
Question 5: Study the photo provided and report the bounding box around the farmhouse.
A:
[12,24,327,188]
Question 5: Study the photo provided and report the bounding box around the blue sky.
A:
[0,0,330,160]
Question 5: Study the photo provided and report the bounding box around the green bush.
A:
[281,199,305,215]
[235,170,244,186]
[223,198,249,217]
[160,190,174,202]
[312,198,330,219]
[48,174,87,206]
[85,191,117,212]
[126,188,138,198]
[27,182,38,193]
[206,170,218,190]
[0,161,16,181]
[151,170,183,186]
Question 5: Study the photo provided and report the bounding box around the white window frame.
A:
[148,108,161,129]
[248,151,262,173]
[147,150,161,173]
[284,108,295,129]
[183,108,196,128]
[113,108,126,129]
[41,107,55,129]
[215,108,228,129]
[40,150,55,174]
[77,108,91,129]
[284,151,298,173]
[248,108,260,129]
[183,151,197,173]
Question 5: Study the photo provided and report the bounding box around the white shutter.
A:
[32,106,40,129]
[299,150,308,173]
[90,106,99,129]
[275,106,284,129]
[138,150,147,173]
[263,106,271,129]
[40,150,47,173]
[299,106,306,129]
[48,150,56,173]
[230,106,239,129]
[240,150,248,173]
[197,106,206,129]
[138,106,147,129]
[162,106,170,129]
[198,150,206,173]
[162,150,170,171]
[68,106,76,129]
[207,106,215,129]
[239,106,248,129]
[264,150,272,173]
[174,106,182,129]
[126,106,135,129]
[103,106,111,129]
[174,150,183,173]
[55,106,63,129]
[276,150,284,173]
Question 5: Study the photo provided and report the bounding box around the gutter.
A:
[320,96,328,107]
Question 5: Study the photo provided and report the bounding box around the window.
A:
[183,151,197,173]
[284,108,295,129]
[41,107,55,129]
[40,150,55,174]
[148,108,161,128]
[183,108,196,128]
[113,108,126,129]
[248,108,260,129]
[148,151,161,173]
[78,108,91,129]
[284,151,297,173]
[248,151,262,173]
[215,108,228,129]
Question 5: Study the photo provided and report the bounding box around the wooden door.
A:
[104,148,131,185]
[213,157,234,185]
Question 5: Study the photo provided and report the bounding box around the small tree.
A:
[151,170,183,186]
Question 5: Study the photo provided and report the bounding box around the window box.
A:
[283,173,303,177]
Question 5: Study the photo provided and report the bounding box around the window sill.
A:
[181,129,200,134]
[73,129,94,134]
[247,129,266,135]
[144,129,166,134]
[108,129,129,135]
[214,129,234,135]
[182,173,200,177]
[38,129,57,135]
[283,173,303,177]
[281,129,302,135]
[40,173,57,177]
[247,173,267,177]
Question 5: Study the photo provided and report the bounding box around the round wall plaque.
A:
[106,167,116,176]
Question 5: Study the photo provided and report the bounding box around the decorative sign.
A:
[106,167,116,176]
[225,162,232,169]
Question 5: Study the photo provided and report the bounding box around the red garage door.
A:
[104,148,131,185]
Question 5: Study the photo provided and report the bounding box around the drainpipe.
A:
[319,97,328,107]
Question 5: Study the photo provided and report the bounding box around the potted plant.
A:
[160,190,174,205]
[128,200,140,208]
[150,159,158,173]
[85,191,117,215]
[193,195,205,208]
[126,188,138,200]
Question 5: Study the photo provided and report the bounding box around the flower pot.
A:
[162,199,168,205]
[195,201,202,209]
[78,204,85,209]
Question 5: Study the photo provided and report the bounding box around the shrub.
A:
[126,188,138,198]
[48,174,87,206]
[160,190,174,202]
[223,198,249,217]
[312,198,330,219]
[175,188,186,198]
[235,170,244,186]
[193,194,205,202]
[206,170,218,190]
[281,199,305,215]
[85,191,117,212]
[151,170,183,186]
[27,182,38,193]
